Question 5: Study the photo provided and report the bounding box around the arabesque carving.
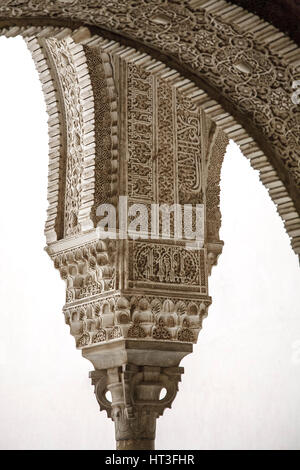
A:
[1,0,299,450]
[0,1,299,210]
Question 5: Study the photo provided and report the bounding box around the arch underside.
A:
[0,0,299,257]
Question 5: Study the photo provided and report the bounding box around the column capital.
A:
[90,363,184,450]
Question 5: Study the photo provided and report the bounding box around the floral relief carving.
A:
[46,37,86,237]
[0,1,299,194]
[206,129,229,243]
[51,239,116,304]
[127,64,154,201]
[157,79,175,205]
[62,293,209,347]
[176,93,203,205]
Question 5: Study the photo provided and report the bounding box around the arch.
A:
[0,0,299,257]
[1,3,299,449]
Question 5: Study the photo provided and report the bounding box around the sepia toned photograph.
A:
[0,0,299,453]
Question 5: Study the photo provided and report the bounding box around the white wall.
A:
[0,36,299,450]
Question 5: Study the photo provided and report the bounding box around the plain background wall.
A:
[0,36,299,450]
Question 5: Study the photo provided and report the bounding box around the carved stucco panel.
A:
[0,0,299,193]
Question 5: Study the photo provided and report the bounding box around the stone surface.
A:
[41,33,226,448]
[0,0,299,449]
[0,1,299,256]
[90,357,186,448]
